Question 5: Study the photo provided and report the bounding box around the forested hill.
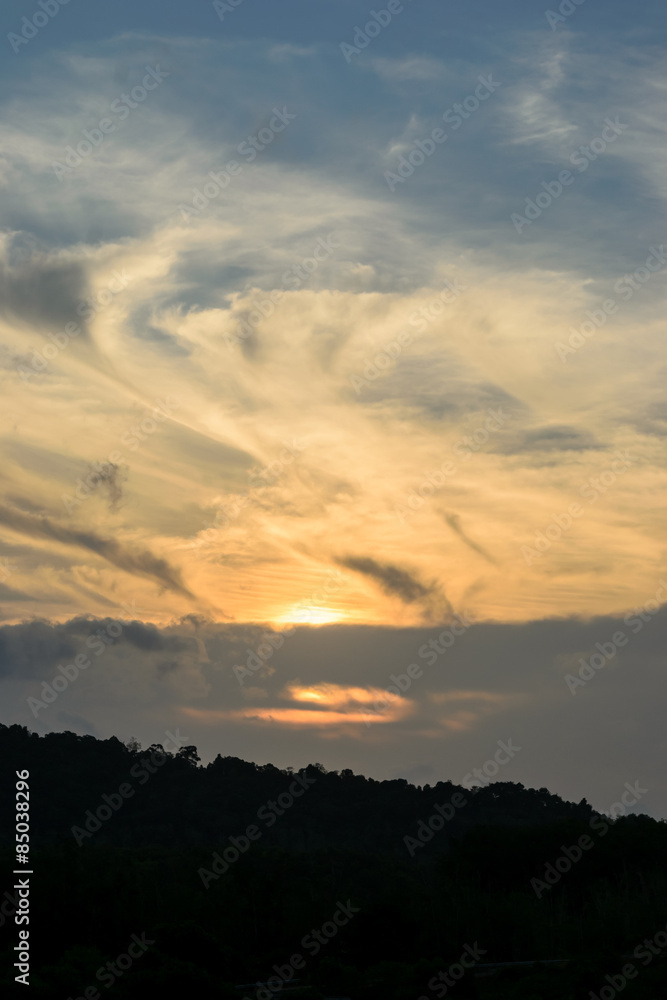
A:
[2,723,667,998]
[1,723,597,851]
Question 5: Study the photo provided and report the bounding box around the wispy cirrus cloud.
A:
[0,502,195,600]
[336,556,453,623]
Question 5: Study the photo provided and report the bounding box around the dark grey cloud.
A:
[0,252,90,338]
[157,660,180,677]
[115,620,166,651]
[91,462,127,512]
[103,464,125,512]
[442,512,499,566]
[81,461,127,513]
[0,615,189,680]
[66,617,176,653]
[0,619,77,679]
[336,555,453,623]
[633,399,667,439]
[494,425,603,457]
[0,503,195,600]
[354,357,523,425]
[337,556,429,602]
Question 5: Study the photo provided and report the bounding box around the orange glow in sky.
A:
[273,605,347,626]
[183,682,412,727]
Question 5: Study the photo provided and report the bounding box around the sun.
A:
[274,604,344,626]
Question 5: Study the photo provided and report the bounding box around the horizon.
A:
[5,719,654,828]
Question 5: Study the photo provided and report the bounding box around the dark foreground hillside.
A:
[1,724,666,998]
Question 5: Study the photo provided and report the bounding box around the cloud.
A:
[336,555,453,623]
[183,680,413,728]
[494,425,603,456]
[0,17,665,629]
[0,503,195,601]
[0,241,90,338]
[187,706,399,727]
[86,461,127,512]
[428,689,526,732]
[285,682,410,721]
[442,513,499,566]
[0,615,194,681]
[0,582,37,603]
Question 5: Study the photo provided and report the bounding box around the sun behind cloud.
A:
[274,605,346,626]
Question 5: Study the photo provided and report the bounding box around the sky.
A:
[1,0,666,816]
